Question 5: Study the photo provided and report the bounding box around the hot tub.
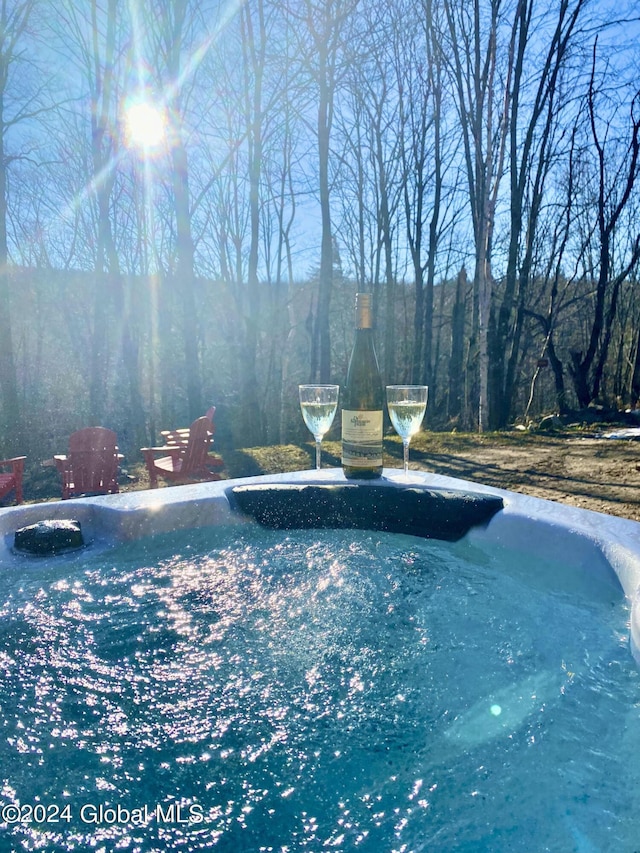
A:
[1,469,639,851]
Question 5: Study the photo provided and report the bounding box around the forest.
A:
[0,0,639,462]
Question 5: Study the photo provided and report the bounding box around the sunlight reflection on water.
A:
[0,525,637,851]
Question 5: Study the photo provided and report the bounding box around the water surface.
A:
[0,526,637,851]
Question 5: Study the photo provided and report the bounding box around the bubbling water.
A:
[0,526,637,852]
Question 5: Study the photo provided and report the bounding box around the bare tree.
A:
[442,0,512,430]
[397,8,432,386]
[415,0,448,391]
[0,0,38,452]
[148,0,204,420]
[334,1,404,380]
[569,41,640,407]
[523,130,578,420]
[490,0,587,427]
[288,0,359,383]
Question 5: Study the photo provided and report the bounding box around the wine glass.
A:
[386,385,428,477]
[299,384,339,470]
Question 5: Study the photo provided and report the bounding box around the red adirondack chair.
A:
[55,427,121,499]
[142,416,223,488]
[158,406,225,476]
[0,456,26,505]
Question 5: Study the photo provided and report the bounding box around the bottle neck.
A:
[354,292,373,330]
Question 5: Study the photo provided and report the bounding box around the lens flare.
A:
[123,99,167,151]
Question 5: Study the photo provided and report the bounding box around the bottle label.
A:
[341,410,383,466]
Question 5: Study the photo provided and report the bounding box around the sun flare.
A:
[123,99,167,151]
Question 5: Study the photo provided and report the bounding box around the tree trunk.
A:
[376,131,396,383]
[0,0,34,452]
[448,268,467,421]
[423,12,443,390]
[315,48,333,383]
[547,336,568,414]
[630,328,640,408]
[171,138,202,421]
[239,1,266,445]
[88,0,117,427]
[0,123,18,450]
[0,270,20,452]
[476,250,492,432]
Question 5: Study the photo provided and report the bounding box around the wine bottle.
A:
[342,292,384,479]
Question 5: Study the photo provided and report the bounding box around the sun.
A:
[123,99,167,151]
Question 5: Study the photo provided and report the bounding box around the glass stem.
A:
[315,438,322,470]
[403,439,410,476]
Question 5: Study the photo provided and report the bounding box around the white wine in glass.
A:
[386,385,428,477]
[299,385,339,470]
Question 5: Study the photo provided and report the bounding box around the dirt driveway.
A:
[411,433,640,523]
